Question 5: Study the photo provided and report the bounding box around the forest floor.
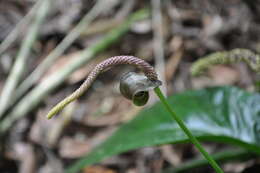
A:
[0,0,259,173]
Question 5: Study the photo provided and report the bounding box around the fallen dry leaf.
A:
[59,127,115,159]
[208,65,240,85]
[192,65,240,89]
[83,166,117,173]
[59,136,90,158]
[29,102,74,148]
[5,143,36,173]
[40,51,83,82]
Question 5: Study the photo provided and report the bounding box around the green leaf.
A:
[66,86,260,173]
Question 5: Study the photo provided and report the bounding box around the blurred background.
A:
[0,0,259,173]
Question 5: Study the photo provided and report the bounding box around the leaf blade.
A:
[66,86,260,173]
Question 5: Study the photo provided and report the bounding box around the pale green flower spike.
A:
[191,48,260,76]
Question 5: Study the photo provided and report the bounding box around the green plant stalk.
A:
[256,80,260,92]
[164,149,254,173]
[154,87,224,173]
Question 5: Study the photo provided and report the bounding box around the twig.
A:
[0,0,42,55]
[115,0,135,20]
[0,0,50,118]
[0,9,149,133]
[12,0,119,106]
[165,36,184,81]
[151,0,167,95]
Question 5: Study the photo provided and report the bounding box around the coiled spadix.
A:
[120,72,162,106]
[46,56,160,119]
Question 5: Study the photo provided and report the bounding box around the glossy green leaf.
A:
[66,86,260,173]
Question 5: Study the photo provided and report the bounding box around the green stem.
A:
[154,87,224,173]
[164,149,254,173]
[255,80,260,92]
